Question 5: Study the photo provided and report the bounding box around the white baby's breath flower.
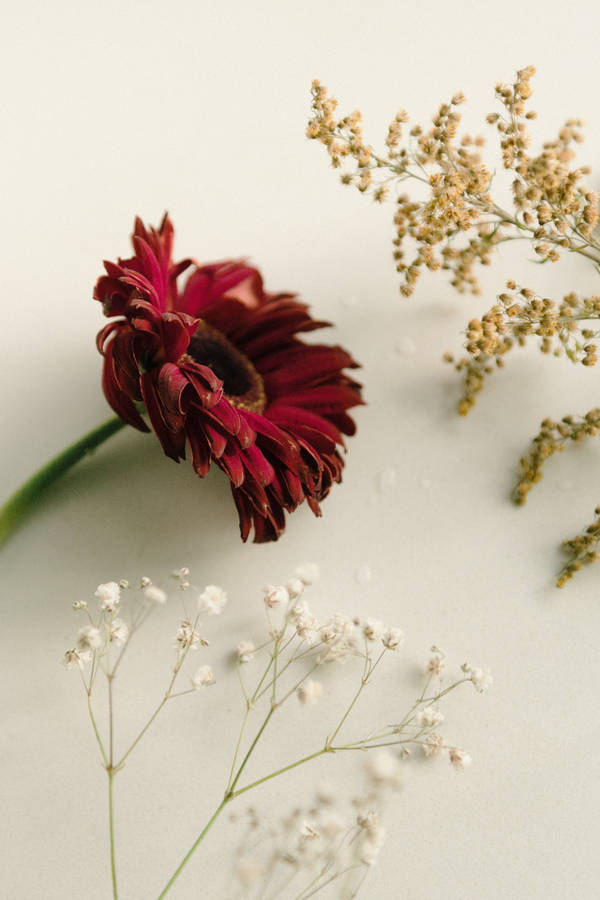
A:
[295,563,320,585]
[328,613,354,636]
[364,749,403,788]
[143,585,167,604]
[62,648,88,669]
[191,665,215,689]
[263,584,289,608]
[318,614,360,663]
[77,625,102,653]
[363,618,384,641]
[72,600,87,611]
[315,783,335,806]
[108,618,129,646]
[197,585,227,615]
[297,679,324,705]
[289,600,309,623]
[423,733,445,758]
[140,576,152,588]
[172,566,190,580]
[300,821,320,840]
[95,581,121,612]
[118,579,129,590]
[356,811,386,865]
[427,653,445,676]
[234,856,264,886]
[416,707,445,728]
[462,663,493,693]
[236,640,255,663]
[319,812,345,840]
[449,747,472,770]
[286,577,305,600]
[176,619,200,651]
[382,627,404,650]
[296,612,319,645]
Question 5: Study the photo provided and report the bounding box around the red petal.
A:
[140,371,185,461]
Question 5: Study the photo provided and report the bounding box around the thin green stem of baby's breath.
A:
[421,678,468,702]
[227,705,276,796]
[108,768,118,900]
[108,675,115,766]
[116,697,168,770]
[296,863,365,900]
[326,652,383,748]
[326,682,365,748]
[254,642,313,701]
[87,692,108,767]
[225,701,252,794]
[231,747,330,800]
[155,798,230,900]
[275,662,321,707]
[115,653,187,770]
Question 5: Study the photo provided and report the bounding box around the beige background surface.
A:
[2,1,600,897]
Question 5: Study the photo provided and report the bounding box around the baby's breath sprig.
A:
[64,568,489,899]
[309,67,600,583]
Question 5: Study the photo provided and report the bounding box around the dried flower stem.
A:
[309,67,600,583]
[557,507,600,587]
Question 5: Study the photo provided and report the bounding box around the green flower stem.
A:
[108,768,119,900]
[0,414,127,547]
[155,799,230,900]
[230,747,330,800]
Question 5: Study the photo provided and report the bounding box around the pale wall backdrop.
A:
[2,1,600,898]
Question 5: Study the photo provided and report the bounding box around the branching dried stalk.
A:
[308,67,600,584]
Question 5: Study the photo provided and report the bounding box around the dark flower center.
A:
[187,321,266,413]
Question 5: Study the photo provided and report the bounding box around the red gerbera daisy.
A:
[94,215,363,541]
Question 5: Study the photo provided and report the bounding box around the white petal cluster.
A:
[363,618,384,642]
[382,627,404,650]
[191,665,215,689]
[62,648,87,670]
[356,811,386,866]
[319,621,360,663]
[423,733,445,758]
[416,707,445,729]
[95,581,121,612]
[462,663,493,693]
[295,563,320,585]
[449,747,472,769]
[176,619,201,651]
[297,679,324,705]
[143,585,167,605]
[285,577,304,600]
[108,618,129,647]
[364,749,403,789]
[77,625,102,654]
[263,584,289,608]
[234,856,264,887]
[236,641,255,663]
[427,653,445,676]
[289,601,319,645]
[197,585,227,615]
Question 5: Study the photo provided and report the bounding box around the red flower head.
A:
[95,215,363,541]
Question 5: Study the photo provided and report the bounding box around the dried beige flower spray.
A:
[308,68,600,585]
[65,567,489,898]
